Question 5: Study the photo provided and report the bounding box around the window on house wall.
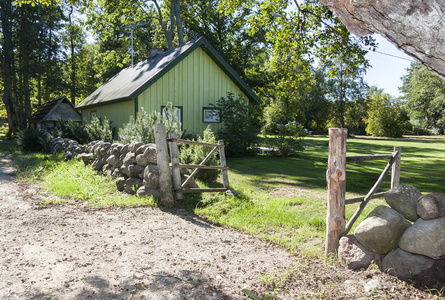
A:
[203,107,221,123]
[90,111,97,121]
[161,105,182,123]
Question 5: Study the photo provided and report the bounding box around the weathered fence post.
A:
[169,132,183,201]
[325,128,347,257]
[154,124,174,207]
[218,140,230,189]
[391,146,401,189]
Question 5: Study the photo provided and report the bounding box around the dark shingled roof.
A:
[76,37,261,109]
[29,96,80,123]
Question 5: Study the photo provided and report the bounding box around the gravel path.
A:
[0,158,298,299]
[0,156,441,300]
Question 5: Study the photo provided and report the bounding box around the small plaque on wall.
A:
[203,108,221,123]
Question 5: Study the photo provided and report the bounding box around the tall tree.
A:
[365,87,409,137]
[0,0,18,135]
[62,3,86,105]
[401,62,445,134]
[218,0,375,83]
[183,0,270,89]
[324,55,368,128]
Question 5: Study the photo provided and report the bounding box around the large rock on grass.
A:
[354,205,411,254]
[399,217,445,259]
[385,185,421,222]
[417,193,445,220]
[381,248,435,280]
[137,186,161,199]
[338,235,383,270]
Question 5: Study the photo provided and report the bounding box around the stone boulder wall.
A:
[338,235,383,270]
[381,248,435,280]
[417,193,445,220]
[399,217,445,259]
[49,137,199,201]
[354,205,411,255]
[340,186,445,281]
[385,185,422,222]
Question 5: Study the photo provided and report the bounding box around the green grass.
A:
[42,159,157,208]
[0,140,157,209]
[196,134,445,257]
[3,135,445,256]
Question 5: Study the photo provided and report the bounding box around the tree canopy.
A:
[7,0,437,140]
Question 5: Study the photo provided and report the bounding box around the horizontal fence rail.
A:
[167,138,224,148]
[346,154,394,163]
[174,164,228,170]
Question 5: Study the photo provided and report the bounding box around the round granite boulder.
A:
[354,205,411,254]
[385,185,422,222]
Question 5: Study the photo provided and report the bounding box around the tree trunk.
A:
[0,0,18,135]
[173,0,184,45]
[69,5,76,105]
[319,0,445,79]
[151,0,173,50]
[21,8,32,122]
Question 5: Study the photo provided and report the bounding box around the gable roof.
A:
[29,96,81,123]
[76,37,261,109]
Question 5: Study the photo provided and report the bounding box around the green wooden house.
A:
[76,37,261,135]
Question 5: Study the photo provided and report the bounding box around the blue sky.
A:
[364,34,415,98]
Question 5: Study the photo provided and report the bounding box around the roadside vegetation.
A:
[2,134,445,258]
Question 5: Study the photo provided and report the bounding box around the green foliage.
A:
[344,97,369,135]
[16,127,49,152]
[401,62,445,134]
[52,120,89,144]
[324,56,369,128]
[52,117,115,144]
[179,126,220,184]
[218,0,374,85]
[365,88,410,138]
[264,122,306,156]
[217,93,258,157]
[119,104,182,144]
[84,116,115,142]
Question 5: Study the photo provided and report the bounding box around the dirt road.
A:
[0,157,302,299]
[0,156,440,299]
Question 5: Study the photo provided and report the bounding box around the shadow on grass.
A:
[228,136,445,195]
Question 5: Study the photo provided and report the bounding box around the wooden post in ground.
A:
[218,140,230,189]
[325,128,347,257]
[391,146,401,189]
[169,133,183,201]
[154,124,174,207]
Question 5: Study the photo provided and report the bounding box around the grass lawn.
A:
[196,134,445,256]
[2,134,445,257]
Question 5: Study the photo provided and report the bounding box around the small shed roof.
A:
[29,96,81,123]
[77,37,261,109]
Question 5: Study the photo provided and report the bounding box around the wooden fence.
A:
[154,124,230,205]
[325,128,402,256]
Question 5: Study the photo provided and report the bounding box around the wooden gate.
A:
[153,123,230,206]
[168,132,230,201]
[325,128,402,256]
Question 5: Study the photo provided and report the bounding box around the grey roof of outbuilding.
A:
[76,37,261,109]
[29,96,81,123]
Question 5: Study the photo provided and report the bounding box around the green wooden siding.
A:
[81,100,135,130]
[137,47,248,135]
